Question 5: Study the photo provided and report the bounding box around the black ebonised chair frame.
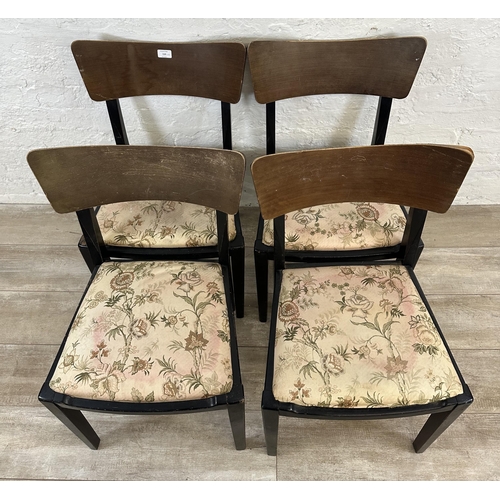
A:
[251,144,474,456]
[29,145,246,451]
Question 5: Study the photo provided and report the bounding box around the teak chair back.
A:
[72,40,245,103]
[251,144,474,456]
[253,145,470,216]
[248,36,428,322]
[28,145,247,450]
[29,146,244,215]
[71,40,247,317]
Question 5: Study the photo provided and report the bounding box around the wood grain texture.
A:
[0,345,59,407]
[423,205,500,248]
[276,414,500,480]
[1,204,499,480]
[0,245,89,291]
[0,205,80,245]
[452,350,500,414]
[425,294,500,349]
[248,37,427,103]
[251,145,474,219]
[0,408,273,480]
[72,40,246,103]
[416,248,500,295]
[27,146,246,214]
[0,291,82,345]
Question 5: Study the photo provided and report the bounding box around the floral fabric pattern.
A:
[49,261,233,403]
[273,265,463,408]
[263,202,406,250]
[97,201,237,248]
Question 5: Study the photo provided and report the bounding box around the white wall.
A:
[1,18,499,206]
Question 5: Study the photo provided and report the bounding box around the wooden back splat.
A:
[251,145,474,219]
[27,146,246,215]
[71,40,247,103]
[248,37,427,102]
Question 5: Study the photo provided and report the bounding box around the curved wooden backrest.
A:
[251,145,473,219]
[27,146,246,215]
[248,37,427,103]
[71,40,247,103]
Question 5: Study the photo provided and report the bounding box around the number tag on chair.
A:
[157,49,172,59]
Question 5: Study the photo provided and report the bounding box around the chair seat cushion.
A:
[263,203,406,250]
[97,201,237,248]
[49,261,233,403]
[272,264,463,408]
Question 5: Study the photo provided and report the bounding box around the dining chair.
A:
[71,40,247,318]
[251,144,474,456]
[248,37,427,321]
[28,145,246,450]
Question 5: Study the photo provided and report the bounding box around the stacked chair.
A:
[248,37,428,322]
[71,40,247,318]
[28,35,474,455]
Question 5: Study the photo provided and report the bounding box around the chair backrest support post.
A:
[371,96,393,145]
[76,208,109,268]
[106,99,129,145]
[216,211,230,267]
[401,207,428,266]
[266,102,276,155]
[273,216,286,271]
[221,102,232,150]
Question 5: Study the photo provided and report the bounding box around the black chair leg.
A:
[78,239,94,273]
[413,402,470,453]
[406,239,425,269]
[414,239,425,267]
[231,245,245,318]
[41,401,100,450]
[255,249,269,323]
[228,402,246,450]
[262,408,279,456]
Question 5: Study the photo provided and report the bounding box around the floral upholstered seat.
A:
[97,201,237,248]
[49,260,233,403]
[263,202,406,250]
[273,264,463,408]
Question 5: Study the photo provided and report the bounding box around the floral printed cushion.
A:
[273,265,463,408]
[262,203,406,250]
[49,260,233,403]
[97,201,237,248]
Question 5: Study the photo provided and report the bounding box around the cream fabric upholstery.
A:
[49,261,233,403]
[273,265,463,408]
[263,203,406,250]
[97,201,237,248]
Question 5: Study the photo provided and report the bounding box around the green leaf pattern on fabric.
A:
[263,202,406,250]
[49,261,233,403]
[97,201,237,248]
[273,265,463,408]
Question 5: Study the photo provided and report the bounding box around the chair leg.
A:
[228,402,246,450]
[41,401,100,450]
[78,240,95,273]
[255,249,269,323]
[406,239,425,269]
[414,239,425,267]
[413,402,470,453]
[262,408,279,456]
[231,245,245,318]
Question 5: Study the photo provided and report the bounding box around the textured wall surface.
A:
[1,18,499,206]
